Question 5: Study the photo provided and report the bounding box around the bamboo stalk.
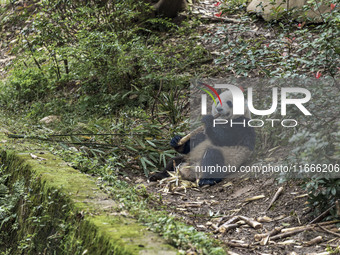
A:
[317,224,340,238]
[266,187,284,211]
[304,236,323,246]
[270,226,313,240]
[254,226,283,241]
[238,216,262,229]
[309,205,334,224]
[177,113,220,146]
[219,223,241,233]
[225,242,250,248]
[177,126,204,146]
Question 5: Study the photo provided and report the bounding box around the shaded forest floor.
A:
[135,173,339,254]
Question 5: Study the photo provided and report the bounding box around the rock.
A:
[39,115,61,124]
[247,0,331,22]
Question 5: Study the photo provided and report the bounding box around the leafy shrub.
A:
[283,77,339,217]
[2,68,51,105]
[2,0,206,116]
[304,177,340,217]
[214,0,339,77]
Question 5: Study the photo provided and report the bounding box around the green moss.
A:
[0,150,177,255]
[0,134,225,254]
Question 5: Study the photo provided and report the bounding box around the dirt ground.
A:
[124,171,339,255]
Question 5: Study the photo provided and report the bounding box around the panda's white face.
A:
[211,90,251,119]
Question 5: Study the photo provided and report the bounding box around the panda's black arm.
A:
[170,135,190,154]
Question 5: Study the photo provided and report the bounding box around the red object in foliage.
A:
[265,43,269,47]
[315,71,322,79]
[215,12,222,17]
[214,2,221,7]
[298,23,302,28]
[330,3,336,10]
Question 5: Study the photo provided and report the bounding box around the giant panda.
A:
[150,90,256,186]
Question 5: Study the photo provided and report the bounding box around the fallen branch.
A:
[317,224,340,238]
[259,227,283,245]
[260,235,270,246]
[217,216,242,233]
[198,15,241,24]
[219,223,242,233]
[254,226,283,242]
[320,243,340,248]
[256,216,273,223]
[238,216,262,229]
[218,216,240,227]
[244,194,265,202]
[317,219,340,225]
[304,236,323,246]
[309,205,334,224]
[30,153,46,161]
[270,226,313,241]
[217,216,229,227]
[281,225,309,233]
[294,193,308,199]
[225,242,250,248]
[227,251,240,255]
[266,187,284,211]
[217,215,263,233]
[281,220,340,233]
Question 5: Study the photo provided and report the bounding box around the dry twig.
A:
[304,236,323,246]
[238,216,262,229]
[309,205,334,224]
[270,226,313,241]
[219,223,242,233]
[266,187,283,211]
[317,224,340,238]
[225,242,250,248]
[254,226,283,241]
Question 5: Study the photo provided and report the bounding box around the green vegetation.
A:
[0,150,180,254]
[0,146,224,254]
[0,0,339,253]
[0,0,207,115]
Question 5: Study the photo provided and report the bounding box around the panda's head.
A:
[211,90,251,119]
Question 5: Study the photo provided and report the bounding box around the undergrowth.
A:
[97,175,225,255]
